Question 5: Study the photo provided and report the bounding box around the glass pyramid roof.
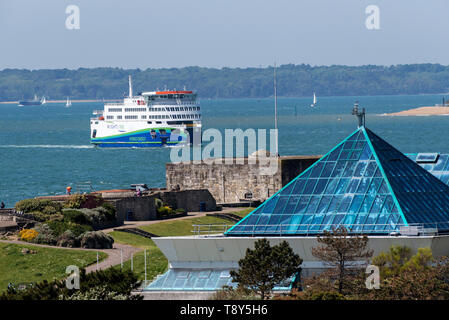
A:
[225,126,449,236]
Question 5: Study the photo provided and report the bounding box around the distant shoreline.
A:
[384,105,449,116]
[0,99,121,104]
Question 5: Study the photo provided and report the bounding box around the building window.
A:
[125,115,138,119]
[109,108,122,112]
[106,115,114,120]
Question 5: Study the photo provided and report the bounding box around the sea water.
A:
[0,94,448,206]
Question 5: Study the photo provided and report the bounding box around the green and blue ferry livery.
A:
[90,76,201,148]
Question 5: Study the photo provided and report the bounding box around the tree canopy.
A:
[1,63,449,101]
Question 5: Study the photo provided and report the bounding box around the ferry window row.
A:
[106,114,200,120]
[150,106,200,112]
[125,108,147,112]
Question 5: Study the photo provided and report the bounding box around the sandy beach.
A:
[385,106,449,116]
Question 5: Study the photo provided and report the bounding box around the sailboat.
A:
[310,92,317,107]
[66,97,72,107]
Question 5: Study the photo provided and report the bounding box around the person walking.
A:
[0,202,5,209]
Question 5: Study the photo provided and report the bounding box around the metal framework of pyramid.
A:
[225,126,449,236]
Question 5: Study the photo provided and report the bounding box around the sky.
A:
[1,0,449,69]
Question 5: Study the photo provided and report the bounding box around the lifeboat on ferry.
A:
[99,116,105,120]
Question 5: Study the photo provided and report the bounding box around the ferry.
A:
[90,76,202,147]
[18,95,46,106]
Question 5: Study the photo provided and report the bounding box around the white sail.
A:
[313,92,317,104]
[66,97,71,107]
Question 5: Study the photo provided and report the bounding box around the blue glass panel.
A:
[262,197,278,213]
[338,195,353,212]
[343,140,355,150]
[309,213,325,231]
[346,178,360,193]
[273,196,288,214]
[331,161,347,177]
[328,195,342,213]
[292,179,306,195]
[304,179,317,194]
[279,215,292,232]
[356,177,371,194]
[321,214,335,231]
[325,178,339,194]
[328,145,343,161]
[349,195,364,213]
[355,140,365,149]
[305,196,321,213]
[359,143,372,160]
[378,180,389,194]
[339,150,351,160]
[354,161,368,177]
[313,179,328,194]
[317,196,332,213]
[387,214,400,232]
[287,214,304,233]
[352,213,368,232]
[370,195,385,213]
[364,161,377,177]
[283,196,300,214]
[363,213,378,232]
[333,214,345,227]
[375,212,389,231]
[205,271,220,289]
[374,168,382,177]
[335,178,350,194]
[342,161,357,177]
[295,196,310,214]
[434,155,448,171]
[310,162,325,178]
[360,194,375,213]
[280,181,296,195]
[266,214,281,233]
[297,214,313,233]
[343,213,357,229]
[349,150,362,160]
[322,162,336,177]
[254,214,270,232]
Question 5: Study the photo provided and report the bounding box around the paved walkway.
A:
[0,207,248,274]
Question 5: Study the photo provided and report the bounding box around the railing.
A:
[191,222,445,237]
[92,110,104,115]
[148,101,199,106]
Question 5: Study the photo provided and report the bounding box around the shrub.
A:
[63,209,90,225]
[47,220,92,237]
[33,224,57,245]
[63,194,87,209]
[157,205,175,216]
[57,230,79,248]
[101,202,116,221]
[28,211,63,222]
[78,231,114,249]
[15,199,61,214]
[19,229,38,242]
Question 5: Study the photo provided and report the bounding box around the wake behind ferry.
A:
[90,76,201,147]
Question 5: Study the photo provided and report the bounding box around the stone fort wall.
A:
[166,155,320,204]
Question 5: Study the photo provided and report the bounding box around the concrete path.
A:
[0,207,248,275]
[0,239,141,273]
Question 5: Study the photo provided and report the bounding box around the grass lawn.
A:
[0,242,107,291]
[232,207,254,219]
[139,215,237,237]
[108,232,168,286]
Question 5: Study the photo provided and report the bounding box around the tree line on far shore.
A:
[1,63,449,101]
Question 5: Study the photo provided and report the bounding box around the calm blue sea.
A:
[1,94,448,207]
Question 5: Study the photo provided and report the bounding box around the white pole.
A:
[128,75,133,98]
[96,252,99,271]
[274,62,279,156]
[120,249,123,269]
[144,249,147,287]
[131,252,134,271]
